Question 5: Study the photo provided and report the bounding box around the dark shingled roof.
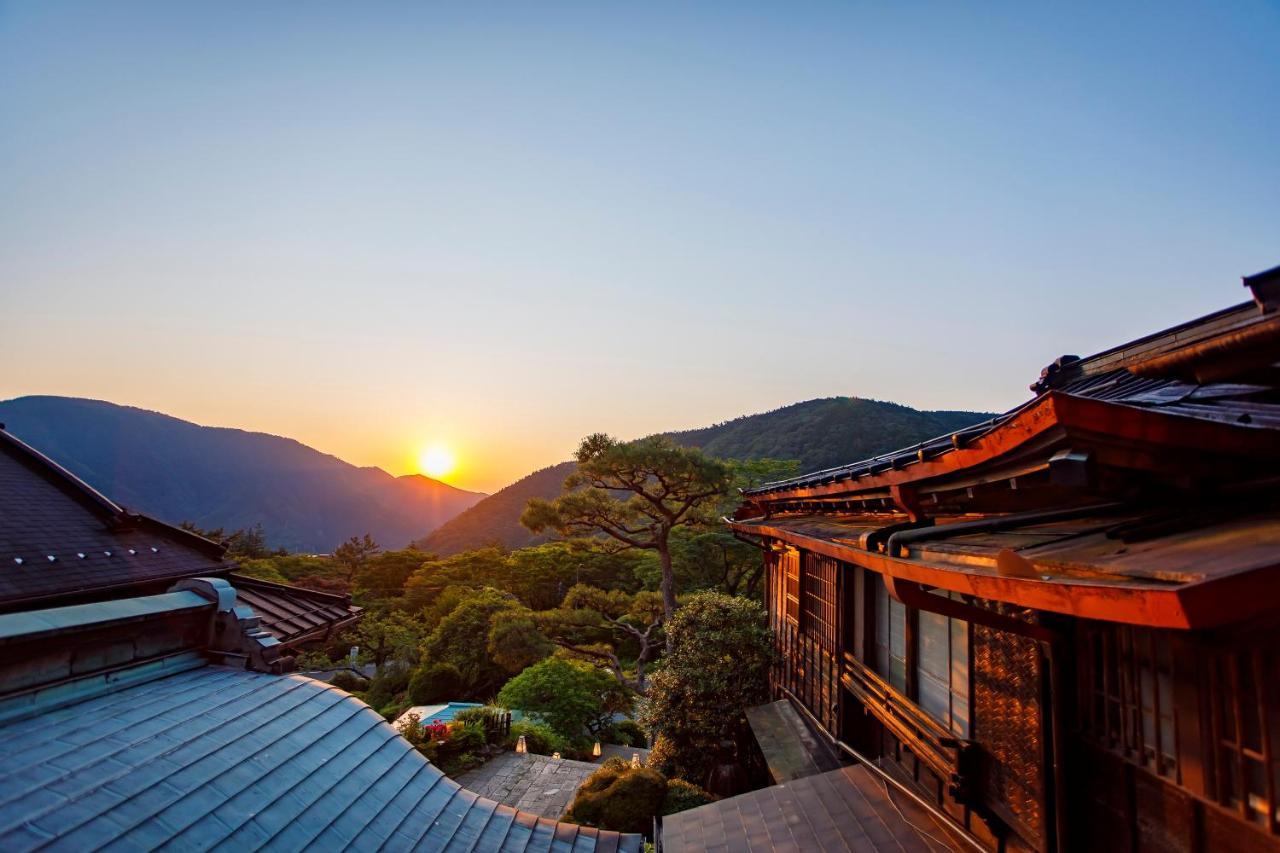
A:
[0,430,233,607]
[232,575,362,645]
[0,427,361,645]
[0,661,641,852]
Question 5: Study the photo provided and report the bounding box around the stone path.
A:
[595,744,651,765]
[456,752,601,820]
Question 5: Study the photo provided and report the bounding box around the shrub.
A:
[379,699,411,722]
[453,705,509,744]
[661,778,715,815]
[408,662,463,705]
[496,658,632,742]
[364,660,413,711]
[600,756,630,773]
[396,713,427,749]
[609,719,647,748]
[451,706,492,726]
[405,718,491,776]
[447,721,487,755]
[505,720,568,757]
[330,670,370,692]
[638,592,773,784]
[563,764,667,834]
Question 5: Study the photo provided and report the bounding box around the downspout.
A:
[883,503,1122,559]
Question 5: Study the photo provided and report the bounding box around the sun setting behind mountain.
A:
[418,444,456,481]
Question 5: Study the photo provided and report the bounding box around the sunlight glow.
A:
[418,445,456,479]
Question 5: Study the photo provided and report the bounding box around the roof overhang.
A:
[730,512,1280,630]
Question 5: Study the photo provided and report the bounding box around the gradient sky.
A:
[2,2,1278,492]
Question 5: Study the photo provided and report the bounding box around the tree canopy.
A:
[522,434,734,629]
[496,658,632,742]
[639,591,774,783]
[420,587,526,696]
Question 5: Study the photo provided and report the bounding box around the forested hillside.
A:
[669,397,993,472]
[418,397,995,555]
[411,461,574,554]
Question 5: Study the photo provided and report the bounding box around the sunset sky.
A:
[2,2,1278,493]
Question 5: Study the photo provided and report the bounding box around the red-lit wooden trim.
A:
[729,519,1280,630]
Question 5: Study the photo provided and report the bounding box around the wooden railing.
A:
[840,652,979,804]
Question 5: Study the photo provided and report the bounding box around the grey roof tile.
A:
[663,764,961,852]
[0,666,638,852]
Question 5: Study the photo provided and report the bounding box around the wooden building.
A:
[729,267,1280,852]
[0,424,361,661]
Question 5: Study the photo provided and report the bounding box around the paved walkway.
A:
[595,743,651,765]
[455,752,601,820]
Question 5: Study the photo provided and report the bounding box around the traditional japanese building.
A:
[0,424,362,657]
[0,425,640,851]
[728,267,1280,852]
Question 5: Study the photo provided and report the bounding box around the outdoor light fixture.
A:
[631,753,641,768]
[552,752,561,760]
[515,735,527,754]
[593,742,602,757]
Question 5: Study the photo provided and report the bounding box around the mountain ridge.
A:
[0,395,485,553]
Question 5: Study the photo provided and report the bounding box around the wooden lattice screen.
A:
[800,552,838,650]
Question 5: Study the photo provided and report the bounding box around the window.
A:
[873,573,907,692]
[1081,624,1177,780]
[1210,648,1279,833]
[917,593,970,737]
[782,548,800,626]
[871,575,970,734]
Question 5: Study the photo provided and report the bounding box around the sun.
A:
[418,445,455,479]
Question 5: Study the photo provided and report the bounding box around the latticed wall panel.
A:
[800,552,838,651]
[972,604,1045,848]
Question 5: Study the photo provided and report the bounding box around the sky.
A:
[2,2,1278,493]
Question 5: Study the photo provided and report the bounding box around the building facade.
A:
[730,268,1280,852]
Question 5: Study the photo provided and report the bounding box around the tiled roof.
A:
[0,430,361,646]
[746,297,1280,498]
[231,575,362,644]
[661,764,959,852]
[0,664,640,852]
[744,371,1278,497]
[0,430,231,607]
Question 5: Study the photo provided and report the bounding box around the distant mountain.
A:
[417,397,995,556]
[413,461,576,555]
[0,396,485,553]
[667,397,992,473]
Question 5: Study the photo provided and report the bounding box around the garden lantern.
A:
[515,735,527,754]
[592,742,602,757]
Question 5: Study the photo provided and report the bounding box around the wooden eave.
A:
[729,512,1280,630]
[748,391,1280,505]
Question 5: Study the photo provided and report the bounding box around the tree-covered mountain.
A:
[417,397,995,556]
[412,461,575,556]
[667,397,992,473]
[0,396,485,553]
